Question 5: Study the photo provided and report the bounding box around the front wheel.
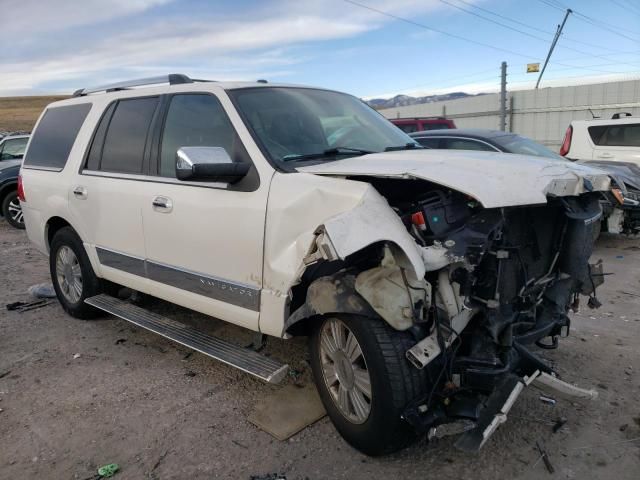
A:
[309,315,428,456]
[50,227,104,319]
[2,191,25,229]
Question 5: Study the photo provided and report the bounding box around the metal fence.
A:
[378,79,640,150]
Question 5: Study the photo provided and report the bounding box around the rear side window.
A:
[23,103,91,170]
[100,97,159,174]
[443,138,496,152]
[589,124,640,147]
[414,137,441,149]
[397,123,418,133]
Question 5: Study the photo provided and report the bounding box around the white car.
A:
[20,75,608,455]
[560,114,640,165]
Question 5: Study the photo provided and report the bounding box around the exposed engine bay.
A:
[290,176,605,451]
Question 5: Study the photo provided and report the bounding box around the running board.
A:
[85,294,288,384]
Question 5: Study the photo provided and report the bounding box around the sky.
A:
[1,0,639,99]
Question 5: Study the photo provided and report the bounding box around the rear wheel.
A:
[2,191,25,229]
[50,227,103,319]
[309,315,428,456]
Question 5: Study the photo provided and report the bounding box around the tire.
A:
[49,227,103,319]
[309,315,428,456]
[2,190,25,229]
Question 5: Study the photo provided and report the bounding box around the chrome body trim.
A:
[95,246,260,311]
[81,169,228,189]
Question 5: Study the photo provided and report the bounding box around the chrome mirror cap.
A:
[176,146,233,181]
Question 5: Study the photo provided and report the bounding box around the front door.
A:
[140,93,269,330]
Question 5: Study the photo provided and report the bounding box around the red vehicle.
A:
[391,117,456,133]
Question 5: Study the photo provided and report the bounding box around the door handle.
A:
[73,186,88,199]
[152,196,173,213]
[597,153,614,159]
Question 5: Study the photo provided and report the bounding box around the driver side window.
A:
[159,94,249,177]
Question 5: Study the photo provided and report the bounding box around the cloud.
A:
[0,0,448,94]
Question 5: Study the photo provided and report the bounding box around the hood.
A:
[578,160,640,192]
[0,159,21,172]
[298,150,611,208]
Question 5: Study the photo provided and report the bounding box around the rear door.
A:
[589,123,640,164]
[70,96,160,286]
[140,92,268,330]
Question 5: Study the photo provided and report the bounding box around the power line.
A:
[537,0,640,41]
[452,0,620,52]
[610,0,640,16]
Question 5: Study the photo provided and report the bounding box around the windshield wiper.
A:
[384,142,423,152]
[282,146,375,162]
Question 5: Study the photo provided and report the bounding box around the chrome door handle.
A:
[73,186,88,199]
[597,153,613,159]
[152,196,173,213]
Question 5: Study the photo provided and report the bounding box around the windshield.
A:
[229,87,418,165]
[494,134,565,160]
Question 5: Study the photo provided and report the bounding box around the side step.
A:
[85,294,288,384]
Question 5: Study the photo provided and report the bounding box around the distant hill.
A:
[367,91,483,110]
[0,96,68,132]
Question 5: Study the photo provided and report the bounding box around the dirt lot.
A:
[1,221,639,479]
[0,96,66,132]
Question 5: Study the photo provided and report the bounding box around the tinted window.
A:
[85,103,116,171]
[443,138,496,151]
[420,123,450,131]
[593,124,640,147]
[101,97,158,174]
[0,137,28,160]
[159,94,248,177]
[493,134,564,160]
[414,137,441,149]
[23,104,91,169]
[588,126,608,145]
[397,124,418,133]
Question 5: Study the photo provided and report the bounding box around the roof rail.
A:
[72,74,194,97]
[611,112,633,120]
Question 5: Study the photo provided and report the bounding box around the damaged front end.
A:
[389,186,604,451]
[290,176,605,452]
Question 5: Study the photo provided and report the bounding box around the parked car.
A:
[390,117,455,133]
[21,75,608,456]
[560,113,640,166]
[0,134,30,162]
[0,158,23,228]
[410,128,640,235]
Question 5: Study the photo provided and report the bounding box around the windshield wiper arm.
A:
[384,142,423,152]
[282,146,375,162]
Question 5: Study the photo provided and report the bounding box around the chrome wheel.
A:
[55,246,83,304]
[319,318,372,424]
[7,198,23,225]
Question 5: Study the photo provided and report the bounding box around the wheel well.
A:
[46,216,73,250]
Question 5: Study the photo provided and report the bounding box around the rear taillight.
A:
[560,125,573,156]
[17,174,25,202]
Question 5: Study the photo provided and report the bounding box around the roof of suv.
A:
[570,116,639,127]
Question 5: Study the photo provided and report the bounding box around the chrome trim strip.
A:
[146,260,260,311]
[81,169,228,189]
[96,246,147,278]
[21,166,63,172]
[94,246,260,311]
[412,135,501,152]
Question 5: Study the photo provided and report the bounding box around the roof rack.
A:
[72,73,197,97]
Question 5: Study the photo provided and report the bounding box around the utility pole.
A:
[536,9,572,89]
[499,61,507,131]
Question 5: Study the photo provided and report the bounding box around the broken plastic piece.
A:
[539,395,557,405]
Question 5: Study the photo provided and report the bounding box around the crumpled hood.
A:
[298,150,611,208]
[578,160,640,192]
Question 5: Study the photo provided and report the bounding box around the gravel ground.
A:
[1,221,639,479]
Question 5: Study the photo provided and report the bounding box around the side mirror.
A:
[175,147,250,183]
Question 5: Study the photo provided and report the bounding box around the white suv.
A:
[560,114,640,165]
[20,75,608,455]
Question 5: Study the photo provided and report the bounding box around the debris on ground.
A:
[250,474,287,480]
[539,395,556,406]
[536,439,555,474]
[97,463,119,477]
[27,283,56,299]
[73,353,81,359]
[552,417,568,433]
[115,338,127,345]
[6,299,53,312]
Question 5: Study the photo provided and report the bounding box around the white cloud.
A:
[0,0,451,94]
